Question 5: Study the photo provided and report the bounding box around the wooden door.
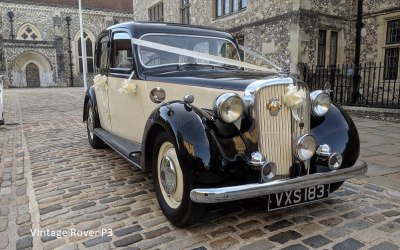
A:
[26,63,40,87]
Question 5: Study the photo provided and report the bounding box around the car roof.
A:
[105,21,235,40]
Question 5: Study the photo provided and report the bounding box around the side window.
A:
[111,32,133,70]
[96,35,109,74]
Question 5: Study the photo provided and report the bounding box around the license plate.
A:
[268,184,330,211]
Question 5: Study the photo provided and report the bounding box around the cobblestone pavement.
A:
[0,88,399,250]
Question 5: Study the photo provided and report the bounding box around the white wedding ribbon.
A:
[283,84,307,123]
[93,74,110,121]
[118,71,137,96]
[119,80,137,95]
[132,38,277,73]
[292,108,302,122]
[238,45,282,71]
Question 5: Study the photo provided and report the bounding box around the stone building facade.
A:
[133,0,400,77]
[361,0,400,80]
[0,0,133,87]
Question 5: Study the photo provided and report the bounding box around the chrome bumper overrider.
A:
[190,163,368,203]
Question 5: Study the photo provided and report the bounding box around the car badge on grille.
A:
[267,99,281,116]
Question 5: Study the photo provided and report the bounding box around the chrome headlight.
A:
[295,134,316,161]
[213,93,244,123]
[310,90,331,117]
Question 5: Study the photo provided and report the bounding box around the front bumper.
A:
[190,162,368,203]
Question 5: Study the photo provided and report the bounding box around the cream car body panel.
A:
[94,82,112,132]
[107,75,146,143]
[142,80,244,119]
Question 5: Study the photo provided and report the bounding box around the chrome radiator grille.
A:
[254,84,310,178]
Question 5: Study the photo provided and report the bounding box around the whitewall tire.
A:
[152,130,205,227]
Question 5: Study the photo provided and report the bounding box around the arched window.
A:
[17,23,42,41]
[76,31,95,73]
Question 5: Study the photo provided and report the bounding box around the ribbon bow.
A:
[93,74,108,87]
[118,79,137,95]
[283,84,306,122]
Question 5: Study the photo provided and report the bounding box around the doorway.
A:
[26,63,40,87]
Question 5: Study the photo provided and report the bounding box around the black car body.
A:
[83,22,367,227]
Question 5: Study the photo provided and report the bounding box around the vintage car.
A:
[83,22,367,227]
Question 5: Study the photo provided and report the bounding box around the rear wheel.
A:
[152,131,205,227]
[86,101,104,148]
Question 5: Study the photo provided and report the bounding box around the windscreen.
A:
[138,34,240,68]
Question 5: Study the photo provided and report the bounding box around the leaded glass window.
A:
[329,31,338,66]
[149,2,164,22]
[384,19,400,80]
[386,19,400,45]
[384,48,399,80]
[317,30,327,67]
[216,0,247,17]
[17,24,41,41]
[78,32,94,73]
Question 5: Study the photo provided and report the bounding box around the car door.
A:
[107,31,146,142]
[94,34,112,132]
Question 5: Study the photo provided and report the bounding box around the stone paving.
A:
[0,88,399,250]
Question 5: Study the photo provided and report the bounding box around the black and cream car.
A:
[83,22,367,227]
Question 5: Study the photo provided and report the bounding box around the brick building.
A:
[0,0,133,87]
[133,0,400,79]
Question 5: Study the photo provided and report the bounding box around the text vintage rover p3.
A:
[83,22,367,227]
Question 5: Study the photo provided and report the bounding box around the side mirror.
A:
[150,87,166,104]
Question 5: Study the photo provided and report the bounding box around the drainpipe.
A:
[351,0,363,104]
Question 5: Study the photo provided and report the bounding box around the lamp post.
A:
[351,0,363,104]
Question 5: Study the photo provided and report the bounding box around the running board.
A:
[94,128,142,169]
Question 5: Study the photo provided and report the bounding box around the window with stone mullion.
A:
[386,19,400,45]
[317,30,327,67]
[384,19,400,80]
[384,48,399,80]
[149,2,164,22]
[329,31,338,66]
[78,34,94,73]
[216,0,247,17]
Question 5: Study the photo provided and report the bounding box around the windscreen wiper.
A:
[177,63,240,71]
[177,63,215,70]
[214,64,242,70]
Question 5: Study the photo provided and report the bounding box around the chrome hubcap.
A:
[88,107,94,139]
[157,142,183,208]
[160,156,177,195]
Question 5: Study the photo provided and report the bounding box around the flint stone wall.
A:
[133,0,400,71]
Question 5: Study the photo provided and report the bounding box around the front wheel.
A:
[152,131,205,227]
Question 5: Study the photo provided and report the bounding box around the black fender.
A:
[141,101,246,185]
[83,86,98,122]
[310,103,360,171]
